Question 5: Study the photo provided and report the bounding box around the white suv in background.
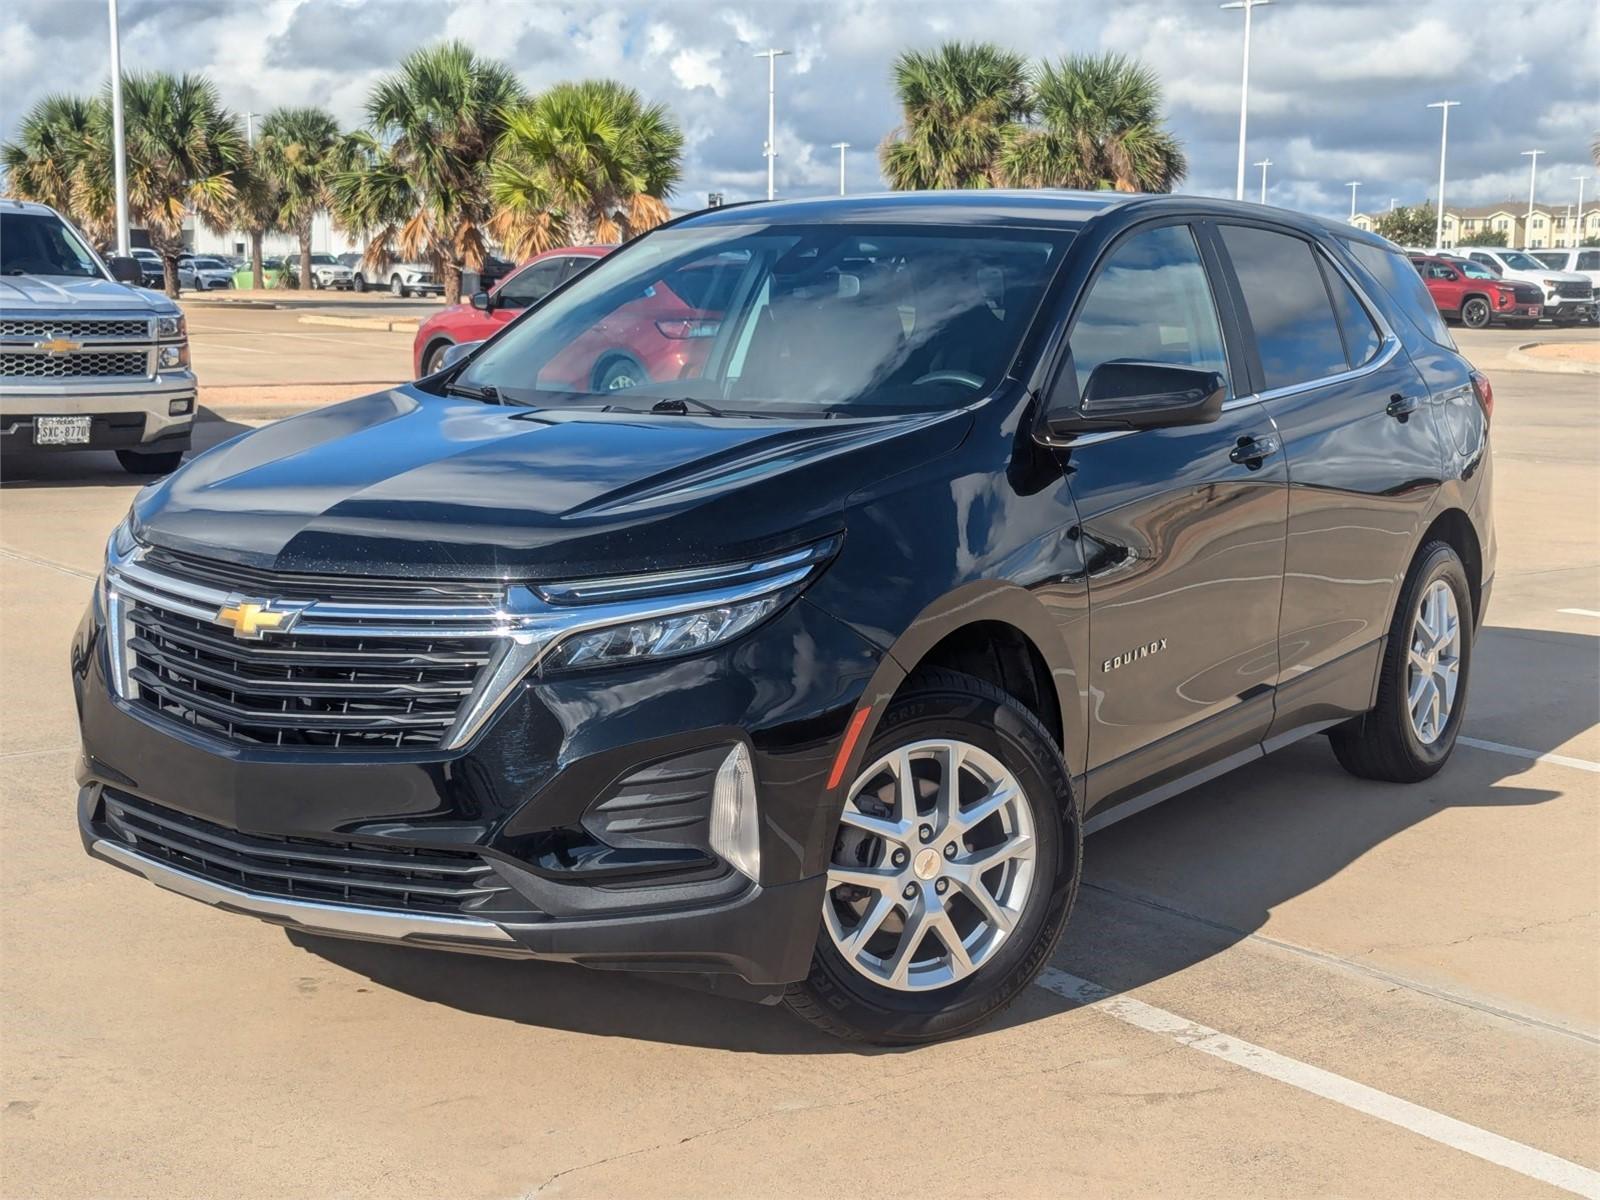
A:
[306,253,355,290]
[1461,247,1596,325]
[1530,247,1600,290]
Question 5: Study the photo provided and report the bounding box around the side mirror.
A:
[470,291,493,312]
[106,255,143,285]
[439,340,484,371]
[1039,358,1226,440]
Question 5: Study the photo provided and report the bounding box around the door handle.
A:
[1229,433,1280,467]
[1386,393,1421,420]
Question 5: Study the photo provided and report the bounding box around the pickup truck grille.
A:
[100,791,511,915]
[107,549,520,753]
[1554,280,1593,300]
[0,317,151,339]
[1,350,149,378]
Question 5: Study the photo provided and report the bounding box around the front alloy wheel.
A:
[785,669,1080,1044]
[1461,297,1491,329]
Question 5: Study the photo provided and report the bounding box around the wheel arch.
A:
[1419,507,1483,625]
[419,335,455,375]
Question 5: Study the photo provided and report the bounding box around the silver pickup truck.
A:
[1,199,196,474]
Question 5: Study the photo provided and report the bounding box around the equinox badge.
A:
[214,598,303,640]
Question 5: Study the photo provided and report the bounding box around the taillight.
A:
[1470,369,1493,424]
[655,319,721,339]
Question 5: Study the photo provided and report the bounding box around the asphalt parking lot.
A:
[1,329,1596,1197]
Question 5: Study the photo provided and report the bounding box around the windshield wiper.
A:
[446,380,500,403]
[647,396,726,417]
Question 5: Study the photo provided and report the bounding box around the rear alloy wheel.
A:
[390,275,407,298]
[423,342,452,376]
[1330,540,1472,782]
[1461,297,1491,329]
[785,669,1080,1044]
[352,274,366,293]
[595,357,644,392]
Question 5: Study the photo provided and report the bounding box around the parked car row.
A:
[1409,247,1597,329]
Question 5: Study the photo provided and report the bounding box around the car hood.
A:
[132,386,972,579]
[0,274,175,312]
[1502,267,1587,284]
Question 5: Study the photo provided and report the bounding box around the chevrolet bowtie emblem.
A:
[214,599,299,640]
[36,335,81,356]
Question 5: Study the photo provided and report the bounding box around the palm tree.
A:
[255,106,342,288]
[1,94,104,241]
[879,42,1030,190]
[228,152,283,291]
[331,41,523,303]
[489,80,684,256]
[998,54,1186,192]
[75,72,248,296]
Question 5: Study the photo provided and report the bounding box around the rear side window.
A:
[1343,237,1455,348]
[1220,225,1347,390]
[1579,251,1600,271]
[1068,223,1229,390]
[1320,261,1383,368]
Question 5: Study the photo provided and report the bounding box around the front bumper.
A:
[72,589,879,987]
[1,374,195,451]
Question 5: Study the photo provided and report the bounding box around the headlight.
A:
[158,344,189,369]
[535,536,840,672]
[156,314,186,339]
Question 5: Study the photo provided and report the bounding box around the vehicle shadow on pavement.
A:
[295,625,1594,1051]
[0,409,250,489]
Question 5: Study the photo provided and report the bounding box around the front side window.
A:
[1579,251,1600,271]
[0,211,102,278]
[1457,260,1496,280]
[458,224,1068,415]
[496,260,565,309]
[1221,225,1347,389]
[1068,223,1227,391]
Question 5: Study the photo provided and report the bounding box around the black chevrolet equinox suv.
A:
[74,192,1494,1043]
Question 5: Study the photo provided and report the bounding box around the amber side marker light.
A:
[827,707,873,790]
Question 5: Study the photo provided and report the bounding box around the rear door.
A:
[1213,222,1446,739]
[1061,220,1288,817]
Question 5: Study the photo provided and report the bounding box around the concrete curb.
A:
[297,314,421,333]
[1506,342,1600,376]
[180,296,278,310]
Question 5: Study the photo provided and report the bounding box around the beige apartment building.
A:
[1350,201,1600,248]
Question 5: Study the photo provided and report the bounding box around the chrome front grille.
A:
[1,350,150,378]
[101,791,511,915]
[106,547,526,753]
[0,317,151,339]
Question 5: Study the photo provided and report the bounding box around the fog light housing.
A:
[168,398,193,415]
[709,743,760,882]
[157,343,189,369]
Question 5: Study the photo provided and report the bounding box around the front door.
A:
[1061,221,1288,818]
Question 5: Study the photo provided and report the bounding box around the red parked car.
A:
[413,247,610,376]
[1408,253,1542,329]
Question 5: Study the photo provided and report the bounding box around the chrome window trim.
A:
[104,536,836,751]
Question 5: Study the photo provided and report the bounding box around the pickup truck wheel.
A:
[390,275,407,298]
[1330,541,1471,783]
[1460,296,1491,329]
[116,449,183,475]
[784,668,1081,1044]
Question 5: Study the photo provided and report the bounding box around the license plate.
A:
[34,415,93,445]
[1530,307,1541,317]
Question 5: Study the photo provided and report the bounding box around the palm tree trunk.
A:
[298,224,313,290]
[443,265,462,306]
[250,229,264,290]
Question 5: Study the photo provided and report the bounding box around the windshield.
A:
[456,222,1068,416]
[0,211,103,279]
[310,254,338,265]
[192,258,224,269]
[1498,250,1544,270]
[1456,260,1496,279]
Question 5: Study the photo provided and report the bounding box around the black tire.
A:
[593,355,646,392]
[352,274,366,293]
[784,668,1082,1044]
[116,448,183,475]
[311,273,323,290]
[390,275,407,298]
[1329,541,1472,782]
[423,341,452,376]
[1461,296,1491,329]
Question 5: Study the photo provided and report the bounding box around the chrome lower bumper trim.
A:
[89,838,530,955]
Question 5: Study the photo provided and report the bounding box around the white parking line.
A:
[1035,968,1600,1198]
[1557,608,1600,619]
[1458,737,1600,774]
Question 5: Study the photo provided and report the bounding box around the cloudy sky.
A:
[3,0,1597,220]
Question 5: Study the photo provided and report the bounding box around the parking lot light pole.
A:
[1255,157,1272,204]
[831,142,850,195]
[754,48,789,201]
[107,0,131,255]
[1346,181,1361,220]
[1221,0,1272,202]
[1427,101,1459,251]
[1575,175,1588,245]
[1521,149,1542,247]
